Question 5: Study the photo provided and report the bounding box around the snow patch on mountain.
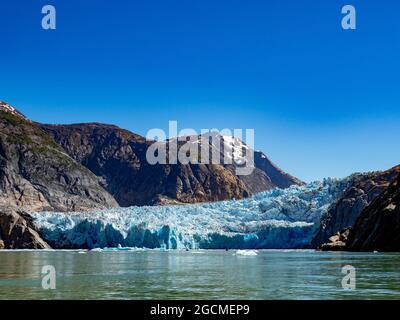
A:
[167,132,251,165]
[220,135,249,165]
[0,101,30,121]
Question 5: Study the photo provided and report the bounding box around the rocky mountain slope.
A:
[0,208,50,249]
[312,166,400,247]
[347,172,400,251]
[41,123,303,206]
[1,100,303,210]
[0,101,30,122]
[0,105,118,212]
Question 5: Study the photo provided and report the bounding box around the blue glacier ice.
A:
[30,178,353,249]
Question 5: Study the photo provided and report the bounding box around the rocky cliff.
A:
[0,208,50,249]
[346,172,400,251]
[0,106,118,212]
[312,166,400,248]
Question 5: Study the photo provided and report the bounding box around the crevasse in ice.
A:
[30,177,352,249]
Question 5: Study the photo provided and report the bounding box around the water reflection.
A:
[0,250,400,300]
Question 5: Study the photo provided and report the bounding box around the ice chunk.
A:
[236,250,258,256]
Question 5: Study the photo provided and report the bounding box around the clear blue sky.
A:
[1,0,399,182]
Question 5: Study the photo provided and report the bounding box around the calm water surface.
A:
[1,250,400,300]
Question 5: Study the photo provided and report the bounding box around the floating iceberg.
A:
[30,178,352,250]
[236,250,258,256]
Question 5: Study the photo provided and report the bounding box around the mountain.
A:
[40,123,303,206]
[169,132,304,192]
[0,100,303,210]
[0,102,118,212]
[346,171,400,251]
[312,166,400,248]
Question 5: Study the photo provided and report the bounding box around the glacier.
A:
[30,178,353,250]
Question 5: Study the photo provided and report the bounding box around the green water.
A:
[0,250,400,300]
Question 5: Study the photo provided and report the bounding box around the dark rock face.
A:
[0,108,118,212]
[232,151,303,195]
[0,208,50,249]
[311,166,400,248]
[253,151,303,189]
[347,173,400,252]
[41,123,303,206]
